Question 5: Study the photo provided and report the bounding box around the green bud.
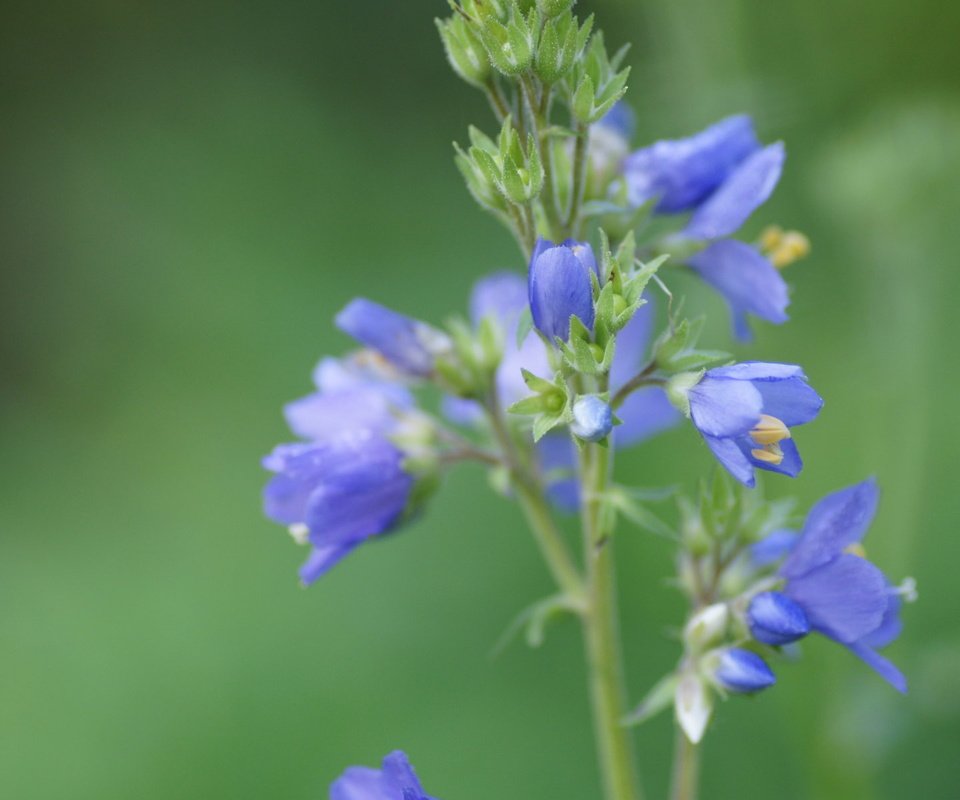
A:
[436,16,491,88]
[537,0,575,18]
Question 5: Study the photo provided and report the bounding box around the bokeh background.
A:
[3,1,959,798]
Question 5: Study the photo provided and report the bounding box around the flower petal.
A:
[299,543,358,585]
[747,436,803,478]
[784,554,888,644]
[684,142,785,240]
[689,376,763,438]
[782,479,880,578]
[706,361,804,381]
[623,115,760,213]
[702,434,756,487]
[330,766,384,800]
[752,376,824,428]
[846,642,907,694]
[687,239,789,341]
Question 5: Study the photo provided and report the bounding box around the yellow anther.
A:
[750,443,785,466]
[760,226,811,269]
[844,542,867,559]
[750,414,792,446]
[760,225,784,252]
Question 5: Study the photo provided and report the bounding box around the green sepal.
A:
[490,592,583,657]
[665,370,704,417]
[623,673,679,727]
[603,485,677,540]
[435,14,491,88]
[515,306,534,348]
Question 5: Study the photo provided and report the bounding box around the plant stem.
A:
[484,393,584,603]
[520,73,562,240]
[609,361,662,410]
[579,441,644,800]
[484,78,510,122]
[566,120,589,236]
[670,725,700,800]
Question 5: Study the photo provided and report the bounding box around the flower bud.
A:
[675,672,712,744]
[683,603,729,652]
[712,648,776,694]
[570,395,613,442]
[747,591,810,646]
[528,238,596,342]
[537,0,575,17]
[435,16,491,88]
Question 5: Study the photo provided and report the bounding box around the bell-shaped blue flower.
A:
[747,591,810,646]
[336,298,451,377]
[776,479,907,692]
[713,648,776,694]
[570,395,613,442]
[330,750,435,800]
[528,237,598,342]
[262,430,414,585]
[686,362,823,487]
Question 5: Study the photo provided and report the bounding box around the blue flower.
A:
[623,115,760,213]
[528,237,598,342]
[330,751,435,800]
[623,115,788,341]
[336,298,451,377]
[687,362,823,487]
[284,356,413,441]
[748,528,799,568]
[713,648,776,694]
[262,431,413,584]
[570,395,613,442]
[750,479,908,692]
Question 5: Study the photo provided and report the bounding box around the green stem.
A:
[566,120,589,236]
[484,78,510,122]
[670,726,700,800]
[484,394,584,603]
[579,441,644,800]
[520,74,562,240]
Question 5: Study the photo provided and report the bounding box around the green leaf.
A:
[490,593,582,657]
[532,411,565,441]
[605,486,677,540]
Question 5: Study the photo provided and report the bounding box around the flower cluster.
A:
[261,1,911,793]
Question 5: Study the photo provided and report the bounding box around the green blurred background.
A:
[2,1,958,797]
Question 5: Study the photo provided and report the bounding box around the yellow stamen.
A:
[844,542,867,559]
[750,414,792,446]
[759,226,811,270]
[751,443,785,466]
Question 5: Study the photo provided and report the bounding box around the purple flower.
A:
[537,434,580,512]
[330,751,435,800]
[284,356,413,441]
[623,115,760,213]
[336,298,451,378]
[528,238,598,342]
[262,430,413,584]
[713,648,776,694]
[753,479,908,692]
[687,362,823,487]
